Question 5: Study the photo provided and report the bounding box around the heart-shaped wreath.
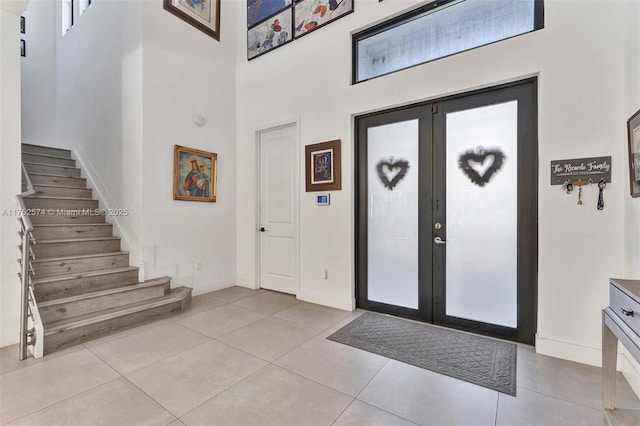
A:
[376,158,410,190]
[458,147,505,187]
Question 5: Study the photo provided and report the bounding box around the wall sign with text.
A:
[550,156,612,185]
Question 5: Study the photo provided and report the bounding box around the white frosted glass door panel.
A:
[445,101,518,328]
[367,120,419,309]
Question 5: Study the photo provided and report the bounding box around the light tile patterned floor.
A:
[1,286,639,426]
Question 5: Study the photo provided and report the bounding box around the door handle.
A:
[434,236,446,245]
[260,227,266,232]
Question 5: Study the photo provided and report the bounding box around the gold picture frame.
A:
[305,139,341,192]
[173,145,217,202]
[163,0,221,41]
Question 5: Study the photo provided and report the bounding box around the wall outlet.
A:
[195,261,202,271]
[324,269,328,280]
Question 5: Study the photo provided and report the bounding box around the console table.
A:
[603,278,640,425]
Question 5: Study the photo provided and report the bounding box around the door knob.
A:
[260,227,266,232]
[434,236,446,245]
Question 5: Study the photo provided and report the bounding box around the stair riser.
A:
[33,239,120,258]
[35,269,139,302]
[33,225,113,240]
[32,254,130,277]
[24,198,98,210]
[29,174,86,188]
[44,299,186,355]
[22,153,76,167]
[25,163,81,177]
[40,285,167,324]
[32,186,92,199]
[30,213,106,225]
[22,145,71,158]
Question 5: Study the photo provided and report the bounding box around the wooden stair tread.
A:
[38,277,171,308]
[25,195,96,201]
[31,251,129,263]
[32,183,88,189]
[23,160,79,169]
[34,223,112,228]
[36,236,120,244]
[22,143,71,153]
[45,287,192,335]
[32,266,138,284]
[27,172,85,180]
[22,152,74,161]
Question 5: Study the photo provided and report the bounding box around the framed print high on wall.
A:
[174,145,217,202]
[293,0,354,39]
[305,139,341,192]
[163,0,220,41]
[628,108,640,197]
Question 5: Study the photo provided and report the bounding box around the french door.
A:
[355,79,537,344]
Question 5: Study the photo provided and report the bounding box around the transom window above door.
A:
[352,0,544,83]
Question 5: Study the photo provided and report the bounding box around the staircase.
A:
[21,143,192,356]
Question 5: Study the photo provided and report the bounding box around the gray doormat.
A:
[327,312,517,395]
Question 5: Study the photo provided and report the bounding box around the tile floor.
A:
[1,286,639,426]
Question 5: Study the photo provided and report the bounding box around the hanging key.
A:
[597,178,605,210]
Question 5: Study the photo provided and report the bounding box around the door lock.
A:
[434,223,442,230]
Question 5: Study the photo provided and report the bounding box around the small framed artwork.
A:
[20,39,25,57]
[627,108,640,197]
[247,0,292,28]
[247,7,293,60]
[293,0,353,39]
[20,16,25,34]
[173,145,217,202]
[305,139,341,192]
[163,0,220,41]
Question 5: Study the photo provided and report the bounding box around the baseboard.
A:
[296,289,355,311]
[72,145,144,275]
[535,334,606,367]
[621,351,640,399]
[236,276,259,290]
[192,278,237,296]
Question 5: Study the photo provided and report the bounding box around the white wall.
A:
[139,0,237,295]
[235,0,632,366]
[0,0,30,348]
[21,0,57,146]
[621,0,640,396]
[56,0,145,265]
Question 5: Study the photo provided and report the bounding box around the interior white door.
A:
[259,124,299,294]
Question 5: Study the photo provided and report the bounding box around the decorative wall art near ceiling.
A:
[247,0,354,60]
[164,0,221,41]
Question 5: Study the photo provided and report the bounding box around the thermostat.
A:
[316,193,330,206]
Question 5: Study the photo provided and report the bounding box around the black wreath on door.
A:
[458,146,505,187]
[376,158,410,190]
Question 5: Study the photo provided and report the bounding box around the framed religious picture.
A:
[628,108,640,197]
[173,145,217,202]
[163,0,221,41]
[305,139,341,192]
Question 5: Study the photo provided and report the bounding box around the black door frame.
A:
[355,78,538,344]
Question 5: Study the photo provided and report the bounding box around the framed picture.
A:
[247,0,292,28]
[305,139,341,192]
[247,7,293,60]
[628,108,640,197]
[20,39,25,57]
[163,0,220,41]
[173,145,217,202]
[20,16,25,34]
[293,0,353,39]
